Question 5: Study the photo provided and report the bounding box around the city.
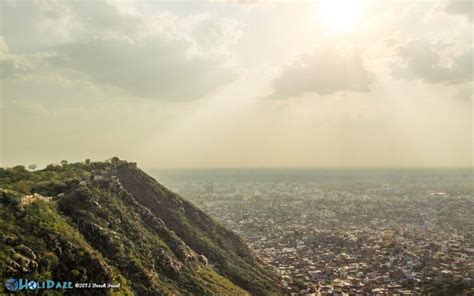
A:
[160,169,474,295]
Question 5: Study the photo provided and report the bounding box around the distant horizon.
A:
[147,165,474,170]
[1,159,473,171]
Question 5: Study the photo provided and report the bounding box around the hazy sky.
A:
[0,0,472,168]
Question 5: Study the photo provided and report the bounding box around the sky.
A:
[0,0,472,168]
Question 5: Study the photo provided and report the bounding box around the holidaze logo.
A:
[4,278,73,292]
[5,278,19,292]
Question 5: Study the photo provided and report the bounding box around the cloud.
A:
[0,36,33,79]
[265,48,373,99]
[392,40,473,84]
[445,0,473,21]
[49,37,236,100]
[1,1,240,101]
[11,100,51,115]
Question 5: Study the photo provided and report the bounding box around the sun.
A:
[319,0,364,33]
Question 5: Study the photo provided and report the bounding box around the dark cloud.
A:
[1,1,239,101]
[445,0,473,21]
[265,48,373,99]
[49,37,236,101]
[392,40,473,84]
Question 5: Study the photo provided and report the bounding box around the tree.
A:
[110,157,120,164]
[84,159,91,165]
[12,165,27,172]
[60,160,68,167]
[28,164,37,171]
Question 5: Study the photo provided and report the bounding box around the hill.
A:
[0,159,280,295]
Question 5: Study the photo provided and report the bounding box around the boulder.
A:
[15,244,37,260]
[198,254,208,266]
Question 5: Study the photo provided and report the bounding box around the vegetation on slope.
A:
[0,191,134,296]
[115,164,280,295]
[0,159,280,295]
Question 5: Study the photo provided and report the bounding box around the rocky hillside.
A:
[0,159,280,295]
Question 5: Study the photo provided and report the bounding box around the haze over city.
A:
[1,0,472,168]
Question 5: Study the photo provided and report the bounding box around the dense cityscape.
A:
[156,169,474,295]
